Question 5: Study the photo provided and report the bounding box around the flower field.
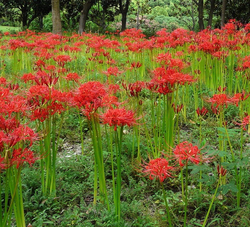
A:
[1,20,250,226]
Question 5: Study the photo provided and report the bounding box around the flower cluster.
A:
[101,108,137,131]
[173,141,201,167]
[143,158,174,182]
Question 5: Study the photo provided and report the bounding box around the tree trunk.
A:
[221,0,227,27]
[198,0,204,30]
[119,0,130,31]
[78,1,94,34]
[208,0,215,27]
[21,3,28,28]
[51,0,62,35]
[39,15,44,30]
[190,0,195,30]
[136,5,140,30]
[22,11,28,28]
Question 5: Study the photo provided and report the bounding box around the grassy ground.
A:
[0,25,21,33]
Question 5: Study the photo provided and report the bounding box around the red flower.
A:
[172,103,183,113]
[173,141,201,167]
[11,148,37,169]
[143,158,174,182]
[234,114,250,131]
[196,107,208,116]
[230,91,250,106]
[207,93,232,108]
[53,55,72,67]
[217,165,227,177]
[72,81,106,109]
[102,66,123,77]
[0,155,6,170]
[123,81,145,97]
[156,53,184,70]
[65,72,80,83]
[131,61,142,69]
[21,73,36,83]
[101,108,137,130]
[151,67,196,94]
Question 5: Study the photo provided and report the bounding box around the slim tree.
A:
[221,0,227,27]
[119,0,130,31]
[52,0,62,34]
[193,0,204,30]
[208,0,215,27]
[78,0,96,34]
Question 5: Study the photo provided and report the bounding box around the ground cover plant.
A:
[0,20,250,226]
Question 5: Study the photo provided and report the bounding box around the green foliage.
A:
[43,13,53,32]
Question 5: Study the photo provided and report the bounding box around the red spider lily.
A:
[11,148,38,169]
[101,108,137,131]
[211,105,220,115]
[108,84,120,94]
[35,59,46,70]
[207,93,232,108]
[72,81,107,108]
[173,141,202,167]
[156,53,184,70]
[102,66,123,77]
[0,94,28,116]
[196,107,208,116]
[234,113,250,131]
[212,51,229,60]
[142,158,174,182]
[230,91,250,106]
[29,102,65,122]
[146,82,159,92]
[0,77,7,85]
[27,86,68,122]
[102,95,120,108]
[45,65,56,71]
[217,165,227,177]
[123,81,145,97]
[120,28,145,39]
[172,103,183,113]
[1,125,38,147]
[65,72,80,83]
[21,73,36,83]
[217,86,227,92]
[34,71,59,87]
[152,67,196,88]
[0,116,20,132]
[0,155,6,170]
[53,55,72,67]
[131,61,142,69]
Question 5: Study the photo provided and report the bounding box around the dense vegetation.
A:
[0,0,250,35]
[0,20,250,226]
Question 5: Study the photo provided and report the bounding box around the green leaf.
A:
[220,182,238,195]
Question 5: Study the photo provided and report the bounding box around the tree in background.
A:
[60,0,83,32]
[221,0,226,27]
[192,0,204,30]
[207,0,215,27]
[130,0,151,29]
[119,0,131,31]
[51,0,62,34]
[78,0,96,34]
[1,0,51,29]
[1,0,250,33]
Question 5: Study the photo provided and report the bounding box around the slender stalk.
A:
[184,163,188,227]
[202,178,221,227]
[78,110,85,154]
[161,183,173,227]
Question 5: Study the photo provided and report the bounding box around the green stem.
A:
[202,177,221,227]
[184,163,188,227]
[161,183,173,227]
